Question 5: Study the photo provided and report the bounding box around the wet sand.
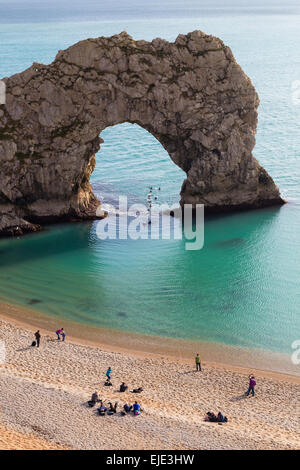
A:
[0,300,298,378]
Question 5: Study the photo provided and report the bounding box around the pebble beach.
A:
[0,311,299,450]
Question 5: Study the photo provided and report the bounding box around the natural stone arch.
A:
[0,31,283,236]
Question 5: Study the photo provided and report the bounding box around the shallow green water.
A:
[0,200,299,354]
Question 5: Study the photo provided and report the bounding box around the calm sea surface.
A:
[0,1,300,357]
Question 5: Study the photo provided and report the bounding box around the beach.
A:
[0,305,299,450]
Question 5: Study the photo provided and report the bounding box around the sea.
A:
[0,1,300,370]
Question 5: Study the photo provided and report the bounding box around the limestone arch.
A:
[0,31,283,236]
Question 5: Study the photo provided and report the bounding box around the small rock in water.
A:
[77,298,98,312]
[118,312,127,318]
[216,238,244,247]
[28,299,42,305]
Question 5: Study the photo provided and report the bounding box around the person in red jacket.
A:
[56,328,64,340]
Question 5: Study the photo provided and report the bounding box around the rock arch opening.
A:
[0,31,284,236]
[92,122,185,211]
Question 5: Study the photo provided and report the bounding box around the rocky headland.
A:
[0,31,284,236]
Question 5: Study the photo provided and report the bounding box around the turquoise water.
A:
[0,2,300,356]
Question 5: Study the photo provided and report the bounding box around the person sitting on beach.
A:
[131,387,143,394]
[133,401,141,415]
[107,402,118,415]
[123,403,133,413]
[120,382,128,393]
[97,401,107,416]
[104,378,112,387]
[205,411,228,423]
[88,391,99,407]
[205,411,218,422]
[91,392,99,403]
[246,375,256,397]
[217,412,228,423]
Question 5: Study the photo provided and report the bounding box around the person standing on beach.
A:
[195,353,202,371]
[61,330,66,342]
[246,375,256,397]
[106,367,112,380]
[56,328,63,340]
[34,330,41,348]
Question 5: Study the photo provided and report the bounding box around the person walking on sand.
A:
[246,375,256,397]
[34,330,41,348]
[195,353,202,371]
[56,328,63,341]
[106,367,112,380]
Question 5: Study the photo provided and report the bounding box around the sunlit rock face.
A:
[0,31,284,236]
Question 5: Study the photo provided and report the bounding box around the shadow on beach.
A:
[16,346,33,352]
[178,370,200,375]
[230,394,248,402]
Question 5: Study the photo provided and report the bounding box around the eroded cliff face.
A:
[0,31,284,236]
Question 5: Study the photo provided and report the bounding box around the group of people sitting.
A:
[87,392,141,416]
[103,380,143,394]
[121,402,141,416]
[97,401,118,416]
[97,400,141,416]
[205,411,228,423]
[87,368,145,416]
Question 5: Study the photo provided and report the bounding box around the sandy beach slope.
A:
[0,314,299,450]
[0,425,68,450]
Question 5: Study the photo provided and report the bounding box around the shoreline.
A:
[0,310,299,450]
[0,300,299,382]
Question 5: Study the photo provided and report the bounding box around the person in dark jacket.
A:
[120,382,128,392]
[107,402,118,414]
[123,403,132,413]
[34,330,41,348]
